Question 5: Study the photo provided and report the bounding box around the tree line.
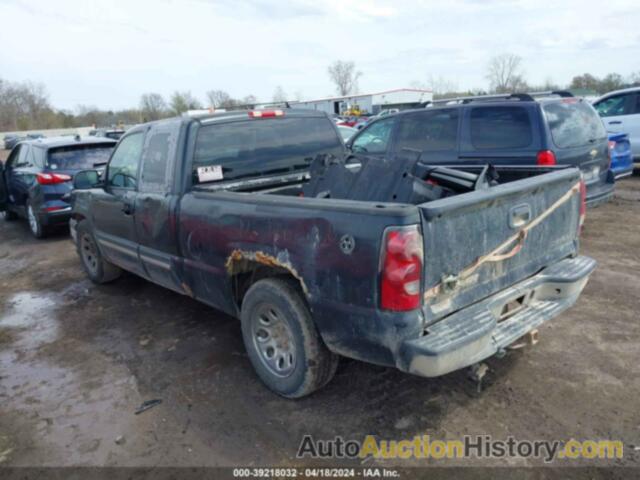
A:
[2,56,638,131]
[424,53,640,100]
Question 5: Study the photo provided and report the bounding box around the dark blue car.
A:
[608,132,633,179]
[0,136,116,237]
[347,92,614,207]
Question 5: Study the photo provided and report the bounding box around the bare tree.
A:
[170,91,202,115]
[327,61,362,96]
[272,86,288,103]
[599,73,625,93]
[0,79,54,130]
[206,90,233,108]
[570,73,600,91]
[242,95,258,106]
[140,93,167,121]
[486,54,527,93]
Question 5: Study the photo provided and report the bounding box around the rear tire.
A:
[27,201,46,238]
[240,277,338,398]
[76,220,122,284]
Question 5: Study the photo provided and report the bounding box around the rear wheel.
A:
[27,201,46,238]
[76,221,122,284]
[240,278,338,398]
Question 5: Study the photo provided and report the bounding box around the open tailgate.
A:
[419,168,583,323]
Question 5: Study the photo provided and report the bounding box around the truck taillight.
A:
[536,150,556,166]
[380,225,423,311]
[37,173,71,185]
[579,179,586,233]
[248,110,284,118]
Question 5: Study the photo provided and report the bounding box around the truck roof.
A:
[192,108,330,124]
[24,136,117,149]
[120,109,333,137]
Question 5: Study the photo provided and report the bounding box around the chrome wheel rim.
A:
[80,233,99,275]
[27,205,38,235]
[251,304,296,378]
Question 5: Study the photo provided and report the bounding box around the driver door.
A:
[91,130,146,276]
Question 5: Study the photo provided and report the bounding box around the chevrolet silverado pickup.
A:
[67,108,596,398]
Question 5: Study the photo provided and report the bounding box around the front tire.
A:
[240,278,338,398]
[76,220,122,284]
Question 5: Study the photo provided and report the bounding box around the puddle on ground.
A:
[0,292,59,346]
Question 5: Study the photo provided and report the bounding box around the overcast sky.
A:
[1,0,638,111]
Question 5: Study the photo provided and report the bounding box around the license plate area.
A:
[583,166,600,183]
[497,291,534,322]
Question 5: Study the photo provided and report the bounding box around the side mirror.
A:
[74,169,102,189]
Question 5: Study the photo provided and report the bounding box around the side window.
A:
[352,117,395,154]
[396,110,458,153]
[470,106,532,149]
[139,126,177,193]
[594,95,629,117]
[14,145,31,167]
[107,132,144,190]
[5,145,22,169]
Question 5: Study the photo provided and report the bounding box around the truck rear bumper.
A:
[397,255,596,378]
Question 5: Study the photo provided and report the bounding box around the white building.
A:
[291,88,433,115]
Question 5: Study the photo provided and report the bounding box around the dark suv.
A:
[0,136,116,237]
[347,92,614,206]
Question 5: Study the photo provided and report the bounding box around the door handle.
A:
[122,202,134,215]
[608,121,622,125]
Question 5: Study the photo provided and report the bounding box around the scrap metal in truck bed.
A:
[3,108,595,398]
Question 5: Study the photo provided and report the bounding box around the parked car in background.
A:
[608,132,633,179]
[66,109,593,398]
[90,128,126,140]
[0,136,116,237]
[337,125,358,142]
[4,134,23,150]
[593,87,640,162]
[347,91,614,207]
[26,133,45,140]
[338,116,359,127]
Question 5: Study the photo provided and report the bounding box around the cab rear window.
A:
[193,116,343,183]
[47,144,114,170]
[543,100,606,149]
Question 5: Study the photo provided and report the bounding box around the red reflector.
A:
[536,150,556,166]
[44,206,64,212]
[248,110,284,118]
[37,173,72,185]
[380,226,423,311]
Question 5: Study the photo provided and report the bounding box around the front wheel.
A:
[240,278,338,398]
[76,221,122,284]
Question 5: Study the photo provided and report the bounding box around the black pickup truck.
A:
[67,108,596,398]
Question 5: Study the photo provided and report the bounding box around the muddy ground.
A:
[0,149,638,470]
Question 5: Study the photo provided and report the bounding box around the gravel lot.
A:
[0,146,638,471]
